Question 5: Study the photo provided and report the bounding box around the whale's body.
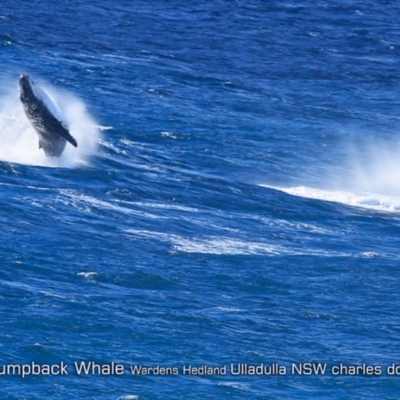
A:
[19,75,78,157]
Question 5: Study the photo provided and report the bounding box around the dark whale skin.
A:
[19,75,78,157]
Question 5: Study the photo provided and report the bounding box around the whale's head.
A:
[19,75,35,102]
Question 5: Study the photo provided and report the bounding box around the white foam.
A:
[0,77,100,167]
[40,291,66,299]
[58,190,164,219]
[216,306,243,312]
[170,236,280,255]
[258,216,330,234]
[99,138,126,155]
[262,185,400,212]
[125,229,348,256]
[217,382,249,390]
[77,272,98,279]
[160,131,177,139]
[134,201,199,212]
[117,396,139,400]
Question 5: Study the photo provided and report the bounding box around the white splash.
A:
[0,77,100,167]
[259,135,400,213]
[348,139,400,196]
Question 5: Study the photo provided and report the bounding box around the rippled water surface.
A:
[1,1,400,399]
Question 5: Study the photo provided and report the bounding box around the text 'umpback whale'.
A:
[19,75,78,157]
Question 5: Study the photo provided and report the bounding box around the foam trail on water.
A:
[0,78,100,167]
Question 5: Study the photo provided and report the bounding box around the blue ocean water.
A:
[1,0,400,398]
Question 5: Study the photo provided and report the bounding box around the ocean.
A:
[0,1,400,399]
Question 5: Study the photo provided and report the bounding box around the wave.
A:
[261,185,400,212]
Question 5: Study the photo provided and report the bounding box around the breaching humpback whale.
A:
[19,75,78,157]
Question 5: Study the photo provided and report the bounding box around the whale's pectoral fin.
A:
[57,124,78,148]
